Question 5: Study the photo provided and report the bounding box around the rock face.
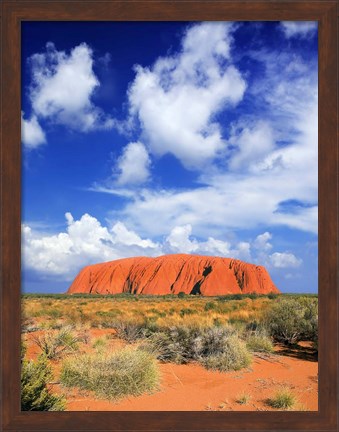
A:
[67,254,280,296]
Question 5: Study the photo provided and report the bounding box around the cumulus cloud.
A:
[165,225,199,253]
[28,42,114,134]
[115,142,151,185]
[107,159,318,237]
[97,28,317,237]
[21,114,46,148]
[111,221,157,248]
[127,22,246,169]
[22,213,160,279]
[228,122,275,172]
[269,252,302,268]
[22,214,303,282]
[253,232,273,252]
[280,21,317,38]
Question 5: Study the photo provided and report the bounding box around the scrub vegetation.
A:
[21,293,317,410]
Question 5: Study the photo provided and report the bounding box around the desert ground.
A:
[21,293,318,411]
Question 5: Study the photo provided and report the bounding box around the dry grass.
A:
[60,347,160,400]
[22,295,273,331]
[267,387,297,409]
[236,393,251,405]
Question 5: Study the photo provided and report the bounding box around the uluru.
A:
[67,254,280,296]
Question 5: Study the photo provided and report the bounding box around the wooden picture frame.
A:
[1,1,338,431]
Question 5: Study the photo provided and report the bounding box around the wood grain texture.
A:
[0,1,338,431]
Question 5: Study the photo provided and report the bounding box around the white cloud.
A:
[115,142,151,185]
[269,252,302,268]
[199,237,231,256]
[98,30,317,238]
[23,214,303,282]
[127,22,246,169]
[111,221,157,248]
[28,42,113,133]
[228,122,275,171]
[21,114,46,148]
[253,232,272,252]
[166,225,199,253]
[22,213,160,279]
[280,21,317,38]
[106,156,318,237]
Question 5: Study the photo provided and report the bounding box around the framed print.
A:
[1,1,338,431]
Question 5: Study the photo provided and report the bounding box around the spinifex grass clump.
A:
[245,330,274,354]
[32,326,80,359]
[236,393,251,405]
[60,347,160,400]
[142,325,252,372]
[201,335,252,372]
[267,388,296,409]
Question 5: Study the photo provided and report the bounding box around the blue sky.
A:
[21,21,318,294]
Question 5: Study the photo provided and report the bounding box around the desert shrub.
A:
[179,308,197,317]
[60,347,159,400]
[204,302,216,311]
[246,331,274,353]
[196,326,236,357]
[142,325,251,371]
[32,326,80,359]
[246,320,259,331]
[21,353,65,411]
[92,337,107,351]
[46,320,64,330]
[218,294,242,301]
[213,318,222,327]
[265,297,318,345]
[201,336,252,372]
[22,324,40,334]
[177,292,186,298]
[111,317,158,343]
[77,328,91,345]
[46,308,63,319]
[143,330,188,363]
[267,388,296,409]
[95,310,120,318]
[236,393,251,405]
[299,297,318,341]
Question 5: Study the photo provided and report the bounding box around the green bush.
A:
[60,347,160,400]
[21,353,65,411]
[265,297,318,345]
[177,292,186,298]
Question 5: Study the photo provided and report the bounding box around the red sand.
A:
[24,331,317,412]
[68,254,279,296]
[62,350,318,411]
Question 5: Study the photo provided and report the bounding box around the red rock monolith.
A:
[67,254,280,296]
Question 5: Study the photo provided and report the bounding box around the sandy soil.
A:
[23,331,318,412]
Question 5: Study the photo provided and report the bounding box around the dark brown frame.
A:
[1,1,338,431]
